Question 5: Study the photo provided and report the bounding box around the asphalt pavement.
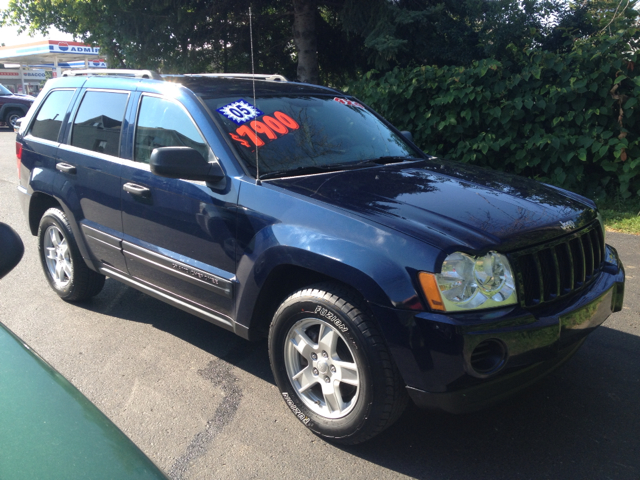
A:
[0,128,638,479]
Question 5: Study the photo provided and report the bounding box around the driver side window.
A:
[134,95,208,164]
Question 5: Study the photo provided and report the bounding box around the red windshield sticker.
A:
[334,97,364,109]
[229,111,299,148]
[229,132,252,148]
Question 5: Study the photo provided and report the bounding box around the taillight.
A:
[16,142,22,179]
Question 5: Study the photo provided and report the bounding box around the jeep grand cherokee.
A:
[15,70,625,444]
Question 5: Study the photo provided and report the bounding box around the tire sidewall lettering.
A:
[313,305,349,333]
[281,392,312,426]
[270,294,375,437]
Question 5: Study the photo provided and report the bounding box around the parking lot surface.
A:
[1,129,638,479]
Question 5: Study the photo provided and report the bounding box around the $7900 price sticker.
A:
[228,111,299,148]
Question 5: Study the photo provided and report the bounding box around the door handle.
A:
[56,162,76,174]
[123,182,151,198]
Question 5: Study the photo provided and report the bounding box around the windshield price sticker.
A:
[229,111,300,148]
[334,97,364,109]
[217,99,264,125]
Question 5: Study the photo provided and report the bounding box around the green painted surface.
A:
[0,322,167,480]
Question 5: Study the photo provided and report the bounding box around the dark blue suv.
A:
[16,70,625,444]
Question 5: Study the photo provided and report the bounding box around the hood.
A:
[1,93,33,104]
[269,159,598,254]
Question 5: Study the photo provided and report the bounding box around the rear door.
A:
[55,88,130,272]
[119,93,238,326]
[21,88,78,199]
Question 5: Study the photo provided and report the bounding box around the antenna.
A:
[249,6,261,185]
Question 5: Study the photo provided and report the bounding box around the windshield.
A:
[0,84,12,96]
[204,95,421,178]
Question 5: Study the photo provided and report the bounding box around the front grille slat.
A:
[538,247,559,300]
[518,255,539,305]
[533,252,546,302]
[582,231,594,278]
[511,223,605,308]
[555,242,573,293]
[590,228,602,269]
[570,237,586,286]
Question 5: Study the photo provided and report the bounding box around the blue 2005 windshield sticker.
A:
[217,99,264,125]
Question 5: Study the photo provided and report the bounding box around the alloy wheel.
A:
[284,318,360,418]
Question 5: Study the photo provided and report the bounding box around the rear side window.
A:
[30,90,75,142]
[134,95,208,164]
[70,91,129,157]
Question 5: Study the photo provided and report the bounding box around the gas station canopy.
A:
[0,40,106,75]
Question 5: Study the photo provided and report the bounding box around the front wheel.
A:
[38,208,105,301]
[268,283,407,444]
[5,110,22,129]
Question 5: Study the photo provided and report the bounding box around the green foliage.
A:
[338,0,617,69]
[348,31,640,201]
[599,194,640,234]
[0,0,363,83]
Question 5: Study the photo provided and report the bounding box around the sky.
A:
[0,0,74,47]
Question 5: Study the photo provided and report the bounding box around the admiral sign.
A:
[49,42,100,55]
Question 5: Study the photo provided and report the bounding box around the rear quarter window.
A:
[30,90,76,142]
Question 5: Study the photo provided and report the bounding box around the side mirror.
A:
[0,223,24,280]
[401,131,413,143]
[150,147,224,181]
[14,118,22,131]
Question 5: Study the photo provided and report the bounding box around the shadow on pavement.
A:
[76,278,274,382]
[344,325,639,479]
[76,278,638,479]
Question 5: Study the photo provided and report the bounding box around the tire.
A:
[268,283,407,444]
[38,208,105,301]
[5,110,22,129]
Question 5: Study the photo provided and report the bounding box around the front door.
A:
[120,94,238,324]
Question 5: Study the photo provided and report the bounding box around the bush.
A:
[348,32,640,201]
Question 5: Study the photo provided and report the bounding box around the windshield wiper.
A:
[366,156,419,164]
[259,156,420,180]
[318,156,418,171]
[259,165,330,180]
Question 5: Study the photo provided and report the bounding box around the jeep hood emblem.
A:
[560,220,576,231]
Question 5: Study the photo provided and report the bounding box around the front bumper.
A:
[371,245,625,414]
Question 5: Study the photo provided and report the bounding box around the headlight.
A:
[419,251,517,312]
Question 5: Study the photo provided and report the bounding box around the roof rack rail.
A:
[186,73,288,82]
[61,69,163,80]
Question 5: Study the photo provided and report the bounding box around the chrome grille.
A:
[510,223,605,308]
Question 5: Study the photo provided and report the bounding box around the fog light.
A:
[470,340,506,375]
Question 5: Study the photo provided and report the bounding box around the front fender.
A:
[234,221,440,330]
[1,102,30,118]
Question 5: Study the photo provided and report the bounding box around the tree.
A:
[293,0,318,83]
[0,0,364,84]
[4,0,634,84]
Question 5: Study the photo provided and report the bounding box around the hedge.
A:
[348,32,640,200]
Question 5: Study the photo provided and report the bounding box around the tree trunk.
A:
[292,0,318,84]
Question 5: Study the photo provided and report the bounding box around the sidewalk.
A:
[602,231,638,333]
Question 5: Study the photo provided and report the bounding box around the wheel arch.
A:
[1,103,29,120]
[27,192,98,272]
[28,192,62,236]
[234,232,422,340]
[242,263,372,340]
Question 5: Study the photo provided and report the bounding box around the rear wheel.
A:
[268,283,407,444]
[38,208,105,301]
